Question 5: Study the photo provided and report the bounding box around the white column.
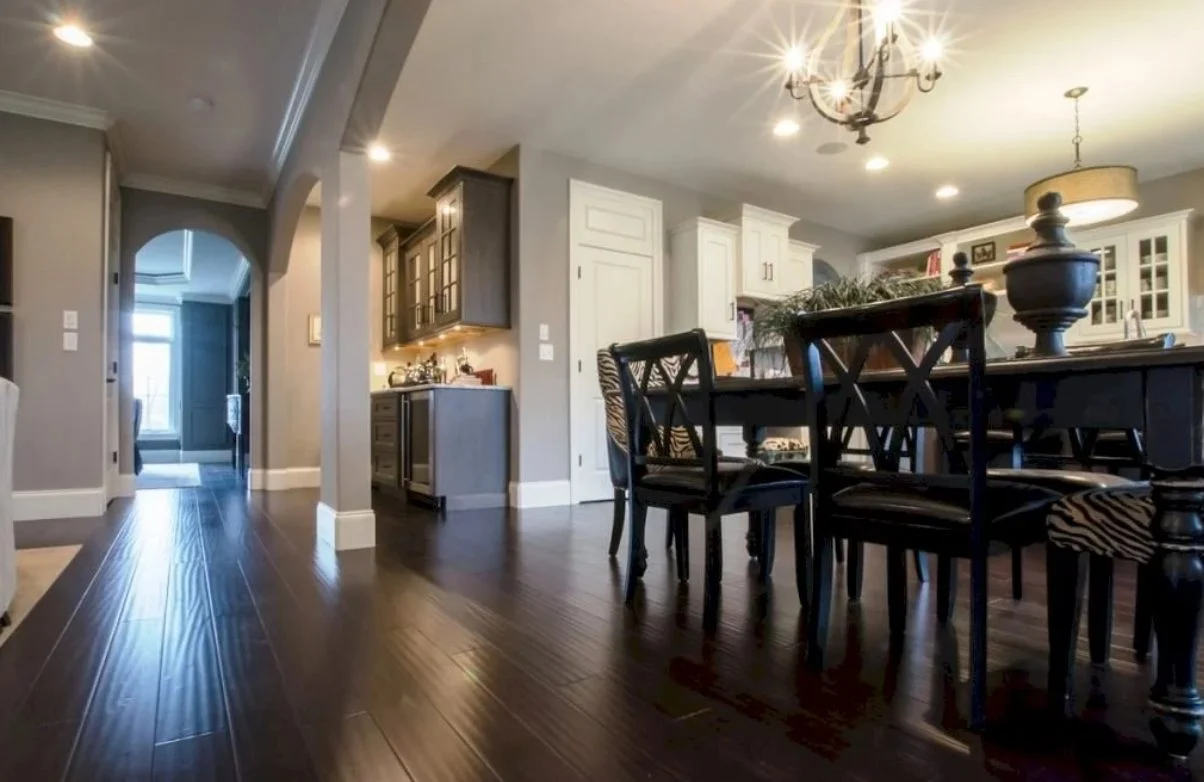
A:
[316,151,375,550]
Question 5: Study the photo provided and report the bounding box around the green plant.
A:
[753,271,943,348]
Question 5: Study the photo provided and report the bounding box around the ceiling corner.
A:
[121,174,266,209]
[0,88,109,130]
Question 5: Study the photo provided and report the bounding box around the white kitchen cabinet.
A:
[668,218,739,340]
[1068,210,1195,344]
[782,239,818,295]
[729,204,798,300]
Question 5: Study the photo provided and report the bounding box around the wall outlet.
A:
[539,343,554,362]
[539,323,550,341]
[63,310,78,330]
[63,332,78,351]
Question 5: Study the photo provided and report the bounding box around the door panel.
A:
[699,229,736,339]
[571,181,661,504]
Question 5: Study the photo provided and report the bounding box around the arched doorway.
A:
[130,229,250,490]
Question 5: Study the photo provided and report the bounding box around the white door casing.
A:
[569,180,663,504]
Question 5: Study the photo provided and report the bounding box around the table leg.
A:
[743,425,767,557]
[1148,476,1204,762]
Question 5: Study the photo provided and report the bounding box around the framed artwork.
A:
[970,241,996,265]
[308,314,322,345]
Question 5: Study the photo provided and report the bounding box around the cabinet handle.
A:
[769,263,774,281]
[729,302,735,321]
[761,262,767,280]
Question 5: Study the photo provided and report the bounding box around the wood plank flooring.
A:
[0,467,1198,780]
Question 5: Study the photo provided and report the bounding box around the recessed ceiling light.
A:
[865,156,889,172]
[367,143,391,162]
[53,23,93,48]
[773,118,801,138]
[935,184,960,200]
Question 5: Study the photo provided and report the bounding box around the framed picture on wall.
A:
[308,314,322,346]
[970,241,996,265]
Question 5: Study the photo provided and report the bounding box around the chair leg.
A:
[887,546,908,641]
[834,537,845,564]
[672,509,689,582]
[1088,554,1114,666]
[624,498,648,604]
[936,555,957,624]
[1011,546,1024,601]
[793,500,812,609]
[665,510,674,549]
[758,510,776,582]
[969,543,990,731]
[807,532,835,669]
[608,488,625,558]
[847,541,864,601]
[1134,563,1154,661]
[1047,544,1087,717]
[703,513,723,632]
[913,551,929,583]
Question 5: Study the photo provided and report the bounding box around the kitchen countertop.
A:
[371,383,511,394]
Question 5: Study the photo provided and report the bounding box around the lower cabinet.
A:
[370,386,510,510]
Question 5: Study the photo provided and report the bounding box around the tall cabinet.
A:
[668,218,739,340]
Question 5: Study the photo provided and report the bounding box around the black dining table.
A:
[673,344,1204,759]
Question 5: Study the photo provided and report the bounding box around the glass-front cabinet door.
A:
[436,186,462,325]
[382,236,399,347]
[1078,235,1127,340]
[424,231,439,331]
[1130,229,1182,332]
[403,238,424,340]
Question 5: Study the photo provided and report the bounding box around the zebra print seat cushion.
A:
[1046,486,1155,563]
[597,349,699,460]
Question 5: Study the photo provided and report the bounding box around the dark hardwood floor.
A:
[0,470,1196,780]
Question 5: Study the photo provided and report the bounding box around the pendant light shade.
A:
[1024,87,1139,228]
[1024,165,1139,227]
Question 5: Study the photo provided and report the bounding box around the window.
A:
[133,306,178,435]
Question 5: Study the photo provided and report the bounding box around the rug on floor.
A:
[136,462,202,490]
[0,545,82,649]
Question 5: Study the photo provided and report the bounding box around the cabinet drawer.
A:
[372,394,399,419]
[372,420,398,447]
[372,450,399,486]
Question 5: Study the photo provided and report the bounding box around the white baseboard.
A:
[181,449,231,464]
[14,486,107,521]
[508,480,572,508]
[141,450,180,464]
[249,467,320,491]
[112,473,136,498]
[316,501,376,550]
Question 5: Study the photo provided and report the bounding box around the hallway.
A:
[0,484,1194,780]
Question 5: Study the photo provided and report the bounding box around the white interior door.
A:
[102,151,121,499]
[569,180,662,503]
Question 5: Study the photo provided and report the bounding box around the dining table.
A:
[675,344,1204,759]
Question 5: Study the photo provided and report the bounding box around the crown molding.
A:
[181,292,235,305]
[0,89,109,130]
[268,0,349,194]
[122,173,265,209]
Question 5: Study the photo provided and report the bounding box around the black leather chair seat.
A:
[640,460,802,494]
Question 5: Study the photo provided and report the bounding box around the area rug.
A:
[136,462,202,490]
[0,545,82,649]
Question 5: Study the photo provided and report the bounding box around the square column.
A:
[316,151,375,549]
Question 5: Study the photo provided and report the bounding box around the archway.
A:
[130,229,251,490]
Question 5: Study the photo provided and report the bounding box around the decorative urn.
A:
[1003,191,1100,356]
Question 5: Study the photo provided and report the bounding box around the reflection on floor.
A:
[0,545,81,648]
[136,462,201,490]
[0,482,1197,780]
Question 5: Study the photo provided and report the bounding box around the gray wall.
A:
[513,145,873,485]
[180,301,232,450]
[0,114,107,493]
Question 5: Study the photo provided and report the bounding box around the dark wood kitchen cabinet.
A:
[399,219,435,342]
[376,225,405,349]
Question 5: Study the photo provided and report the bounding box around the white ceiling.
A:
[372,0,1204,243]
[135,230,247,301]
[0,0,337,201]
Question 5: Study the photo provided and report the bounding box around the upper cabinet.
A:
[1068,210,1195,343]
[728,205,816,300]
[668,218,739,340]
[377,166,512,349]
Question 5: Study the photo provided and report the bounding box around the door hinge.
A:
[578,359,582,372]
[577,266,581,279]
[111,272,119,285]
[111,451,117,464]
[578,454,583,467]
[111,361,117,374]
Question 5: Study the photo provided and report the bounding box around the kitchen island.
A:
[370,385,510,510]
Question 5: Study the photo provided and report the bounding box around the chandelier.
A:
[782,0,943,145]
[1022,87,1138,227]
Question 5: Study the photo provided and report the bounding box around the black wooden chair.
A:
[610,330,807,627]
[792,286,1120,729]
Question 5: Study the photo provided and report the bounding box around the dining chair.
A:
[610,330,807,628]
[793,285,1091,730]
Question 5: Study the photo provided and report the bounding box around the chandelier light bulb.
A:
[784,46,805,73]
[876,0,904,23]
[921,37,943,63]
[829,80,849,101]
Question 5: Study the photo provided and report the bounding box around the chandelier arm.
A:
[872,76,918,122]
[805,82,850,127]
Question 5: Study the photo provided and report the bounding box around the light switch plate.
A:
[539,323,550,341]
[539,343,554,362]
[63,332,78,351]
[63,310,78,330]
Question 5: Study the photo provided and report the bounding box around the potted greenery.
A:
[753,271,944,375]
